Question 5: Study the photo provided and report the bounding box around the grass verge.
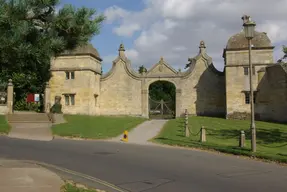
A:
[52,115,146,139]
[153,116,287,163]
[62,183,102,192]
[0,115,10,134]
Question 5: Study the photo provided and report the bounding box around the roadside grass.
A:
[0,115,10,134]
[153,116,287,163]
[62,183,100,192]
[52,115,146,139]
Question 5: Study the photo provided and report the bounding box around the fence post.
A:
[239,130,245,148]
[200,126,206,142]
[185,109,190,137]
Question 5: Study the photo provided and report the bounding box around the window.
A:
[244,92,250,104]
[244,92,256,104]
[244,67,256,76]
[64,94,75,106]
[65,71,75,79]
[244,67,249,76]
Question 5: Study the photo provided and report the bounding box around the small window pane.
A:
[65,95,69,105]
[245,92,250,104]
[71,72,75,79]
[244,67,248,76]
[70,95,75,105]
[65,72,70,79]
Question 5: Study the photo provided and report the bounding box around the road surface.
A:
[0,136,286,192]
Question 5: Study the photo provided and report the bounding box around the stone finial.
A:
[159,56,164,64]
[118,43,125,52]
[118,43,126,58]
[8,79,13,86]
[45,82,50,88]
[241,15,251,24]
[199,40,206,53]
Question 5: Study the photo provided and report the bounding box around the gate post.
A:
[141,89,149,118]
[175,89,182,118]
[44,82,51,113]
[7,79,14,114]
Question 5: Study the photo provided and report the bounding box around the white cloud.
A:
[126,49,139,61]
[113,23,141,37]
[104,0,287,71]
[104,6,129,23]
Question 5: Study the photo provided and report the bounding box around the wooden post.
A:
[239,130,245,148]
[160,99,164,117]
[200,126,206,142]
[185,109,190,137]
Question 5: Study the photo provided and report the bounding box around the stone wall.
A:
[181,58,226,117]
[0,105,7,114]
[99,60,142,116]
[225,49,274,118]
[255,64,287,123]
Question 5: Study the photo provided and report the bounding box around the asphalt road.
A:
[0,136,286,192]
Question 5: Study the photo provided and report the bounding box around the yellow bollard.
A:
[121,130,128,142]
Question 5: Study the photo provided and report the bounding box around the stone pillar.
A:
[176,89,182,118]
[141,89,149,118]
[7,79,14,114]
[44,82,51,113]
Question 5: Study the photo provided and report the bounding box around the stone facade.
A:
[47,18,287,122]
[48,41,225,118]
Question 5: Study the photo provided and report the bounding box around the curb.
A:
[21,160,128,192]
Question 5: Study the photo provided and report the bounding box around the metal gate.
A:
[149,97,175,119]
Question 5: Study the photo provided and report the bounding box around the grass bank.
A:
[52,115,146,139]
[153,116,287,163]
[0,115,10,134]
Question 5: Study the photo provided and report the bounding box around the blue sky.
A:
[60,0,143,72]
[59,0,286,73]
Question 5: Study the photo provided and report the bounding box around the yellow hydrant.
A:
[121,130,128,142]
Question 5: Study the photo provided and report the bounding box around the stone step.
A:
[7,113,51,123]
[8,123,53,141]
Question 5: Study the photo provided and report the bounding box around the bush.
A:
[14,98,41,112]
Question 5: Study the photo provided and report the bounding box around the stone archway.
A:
[148,80,176,119]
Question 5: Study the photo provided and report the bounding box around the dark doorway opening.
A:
[148,81,176,119]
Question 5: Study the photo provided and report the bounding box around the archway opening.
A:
[148,80,176,119]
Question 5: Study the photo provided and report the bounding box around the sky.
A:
[60,0,287,73]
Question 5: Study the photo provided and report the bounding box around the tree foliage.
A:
[138,65,147,74]
[0,0,105,103]
[277,45,287,63]
[149,81,176,102]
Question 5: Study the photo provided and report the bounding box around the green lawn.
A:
[0,115,10,134]
[52,115,146,139]
[62,183,99,192]
[153,116,287,163]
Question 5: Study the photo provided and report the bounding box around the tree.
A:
[0,0,105,106]
[277,45,287,63]
[138,65,147,74]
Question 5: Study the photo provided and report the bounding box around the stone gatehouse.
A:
[47,20,287,122]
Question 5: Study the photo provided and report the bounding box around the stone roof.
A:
[226,30,272,49]
[59,44,102,61]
